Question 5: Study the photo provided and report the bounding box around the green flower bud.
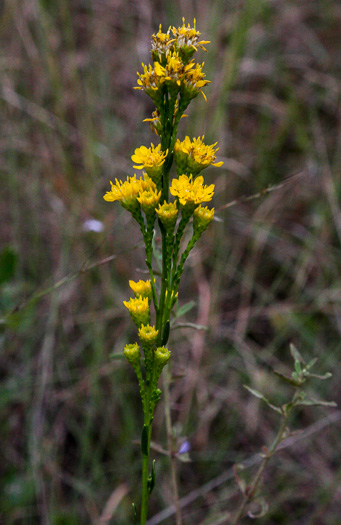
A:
[124,343,141,367]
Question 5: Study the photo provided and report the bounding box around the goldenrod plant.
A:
[103,19,223,524]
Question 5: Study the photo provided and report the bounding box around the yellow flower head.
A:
[129,279,152,299]
[132,144,167,188]
[172,19,210,61]
[170,174,214,208]
[151,24,175,61]
[156,201,178,230]
[174,136,224,175]
[103,175,142,212]
[137,188,161,214]
[154,51,194,93]
[138,324,159,347]
[181,61,210,101]
[123,296,150,327]
[132,143,167,170]
[151,19,209,64]
[135,63,164,107]
[193,205,215,235]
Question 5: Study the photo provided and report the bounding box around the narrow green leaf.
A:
[307,372,332,380]
[171,322,207,331]
[174,300,196,319]
[244,386,282,414]
[273,369,301,386]
[110,352,126,360]
[296,397,337,408]
[244,386,265,400]
[305,357,318,371]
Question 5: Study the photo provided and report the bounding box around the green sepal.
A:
[132,503,137,525]
[162,320,170,345]
[141,425,149,456]
[148,460,156,494]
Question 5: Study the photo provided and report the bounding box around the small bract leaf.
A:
[148,460,156,494]
[305,357,318,371]
[290,343,304,364]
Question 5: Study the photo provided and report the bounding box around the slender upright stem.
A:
[140,421,152,524]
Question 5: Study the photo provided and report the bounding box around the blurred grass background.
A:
[1,0,341,523]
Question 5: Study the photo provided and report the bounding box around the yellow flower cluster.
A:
[151,18,209,63]
[174,136,224,175]
[135,20,210,106]
[170,174,214,208]
[103,173,160,212]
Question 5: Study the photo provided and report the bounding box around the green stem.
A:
[140,420,152,525]
[156,221,169,344]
